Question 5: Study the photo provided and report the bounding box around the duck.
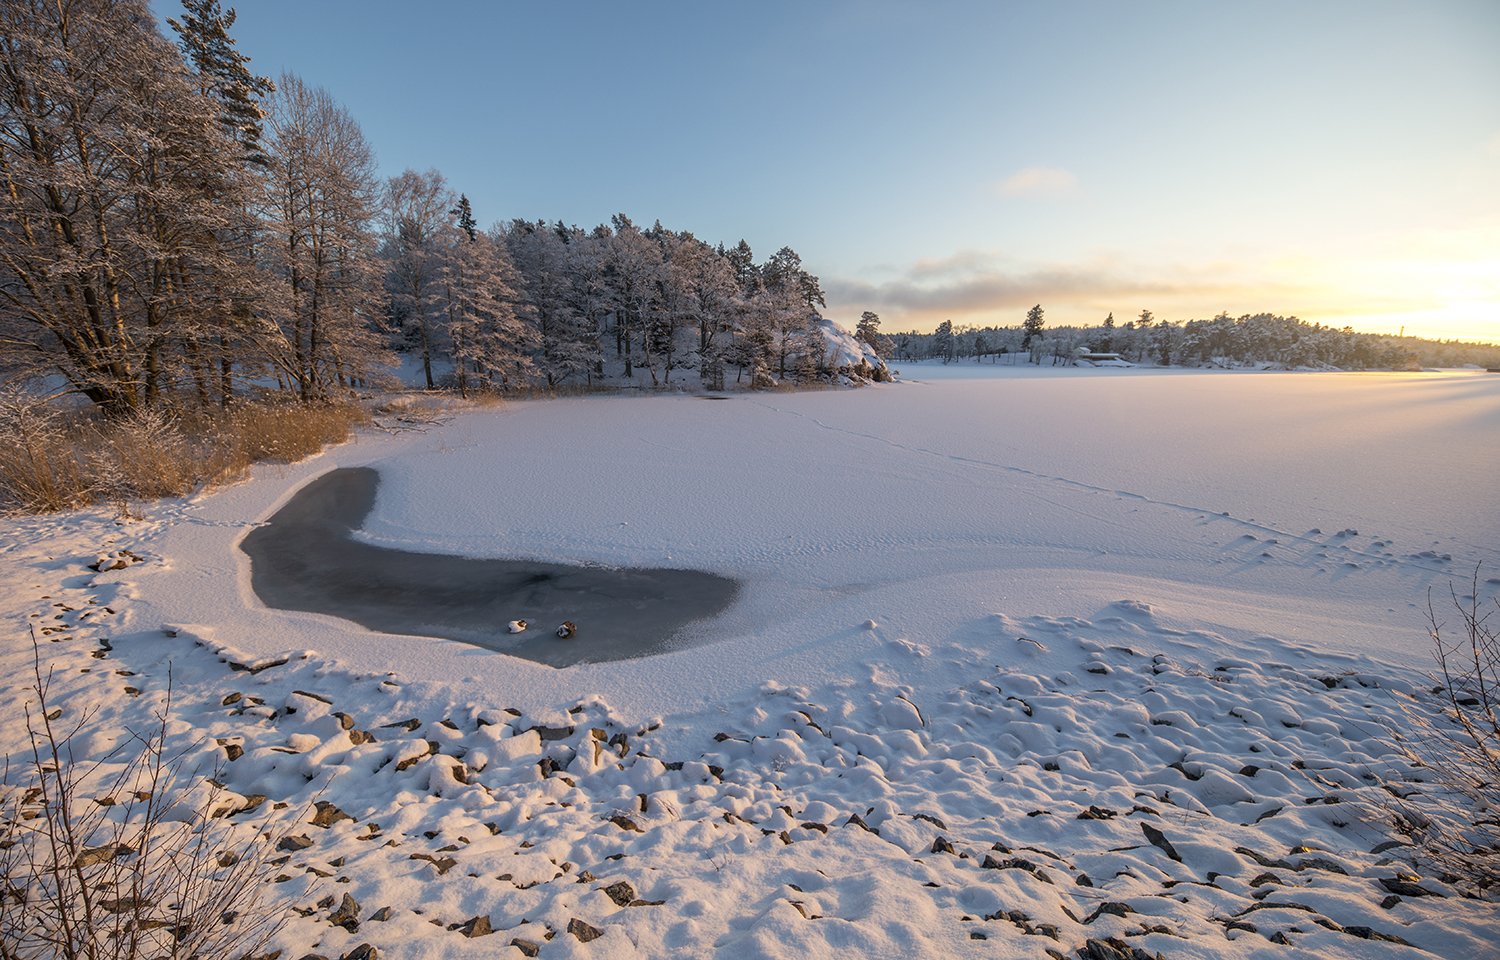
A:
[507,619,528,634]
[555,621,576,639]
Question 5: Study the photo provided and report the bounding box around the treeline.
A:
[0,0,884,419]
[895,309,1500,371]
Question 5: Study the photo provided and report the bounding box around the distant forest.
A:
[0,0,883,419]
[891,309,1500,371]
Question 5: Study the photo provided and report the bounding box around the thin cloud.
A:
[823,252,1324,331]
[994,166,1078,198]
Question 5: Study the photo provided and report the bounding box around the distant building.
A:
[1072,349,1132,367]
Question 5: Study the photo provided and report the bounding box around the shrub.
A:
[0,644,294,958]
[0,387,89,513]
[1386,572,1500,890]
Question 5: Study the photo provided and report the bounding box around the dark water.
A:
[240,467,739,667]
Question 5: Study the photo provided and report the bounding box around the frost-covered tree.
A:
[1022,304,1045,354]
[603,215,664,380]
[259,73,385,400]
[932,320,955,363]
[760,246,824,379]
[0,0,257,414]
[1099,312,1115,352]
[439,227,535,395]
[383,169,454,389]
[503,220,600,387]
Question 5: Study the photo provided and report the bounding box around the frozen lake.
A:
[240,467,738,667]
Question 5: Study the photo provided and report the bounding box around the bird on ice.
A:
[507,619,528,634]
[556,621,576,639]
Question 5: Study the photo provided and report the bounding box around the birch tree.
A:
[259,73,384,401]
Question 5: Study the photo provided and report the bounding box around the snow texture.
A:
[2,367,1497,959]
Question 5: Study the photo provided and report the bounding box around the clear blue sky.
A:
[158,1,1500,341]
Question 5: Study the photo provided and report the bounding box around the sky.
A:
[158,0,1500,341]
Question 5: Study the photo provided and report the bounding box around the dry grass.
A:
[0,390,367,514]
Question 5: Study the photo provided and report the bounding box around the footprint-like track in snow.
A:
[746,399,1468,579]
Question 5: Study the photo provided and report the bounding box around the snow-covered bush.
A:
[1385,574,1500,891]
[0,651,294,958]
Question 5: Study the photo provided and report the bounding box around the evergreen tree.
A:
[440,228,535,395]
[1100,312,1115,352]
[856,311,881,346]
[1023,304,1045,350]
[167,0,275,166]
[451,194,478,242]
[932,320,955,363]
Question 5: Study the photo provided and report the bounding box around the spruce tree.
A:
[168,0,275,166]
[1023,304,1045,350]
[452,194,478,242]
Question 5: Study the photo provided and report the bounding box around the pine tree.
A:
[168,0,275,167]
[440,228,536,395]
[1023,304,1046,351]
[1100,312,1115,352]
[856,311,881,345]
[932,320,955,363]
[451,194,478,242]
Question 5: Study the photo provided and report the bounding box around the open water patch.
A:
[240,467,739,667]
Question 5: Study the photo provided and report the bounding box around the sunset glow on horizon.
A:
[186,0,1500,344]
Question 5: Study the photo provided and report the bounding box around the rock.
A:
[608,815,642,833]
[74,843,132,868]
[601,881,637,906]
[931,836,957,855]
[1344,925,1411,944]
[277,834,314,852]
[1077,937,1163,960]
[510,939,541,957]
[1379,877,1440,897]
[1082,902,1135,924]
[456,915,492,938]
[329,894,359,932]
[1077,805,1117,820]
[507,620,528,634]
[312,801,354,828]
[369,906,392,922]
[556,621,577,639]
[567,918,603,942]
[341,947,377,960]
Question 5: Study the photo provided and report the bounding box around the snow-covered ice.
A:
[3,367,1497,959]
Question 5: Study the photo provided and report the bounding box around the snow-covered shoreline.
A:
[4,368,1498,958]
